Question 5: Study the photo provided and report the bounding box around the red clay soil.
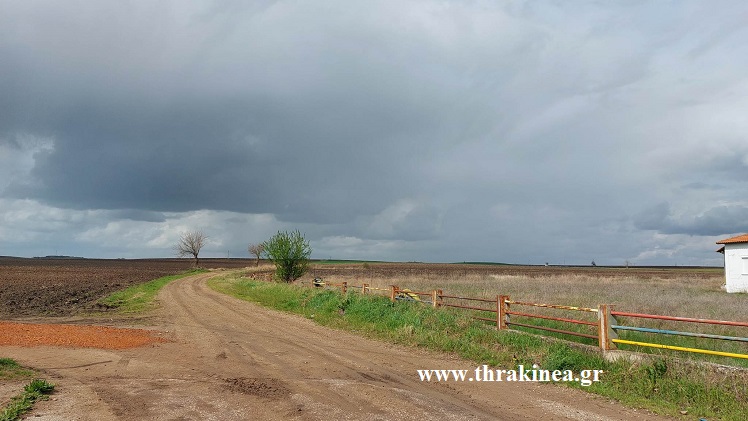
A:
[0,322,166,349]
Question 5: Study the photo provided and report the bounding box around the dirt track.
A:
[1,272,673,420]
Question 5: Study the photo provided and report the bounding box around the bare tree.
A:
[248,243,265,267]
[176,230,207,267]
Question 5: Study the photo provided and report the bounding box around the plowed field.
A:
[0,257,253,318]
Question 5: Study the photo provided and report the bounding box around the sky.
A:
[1,0,747,266]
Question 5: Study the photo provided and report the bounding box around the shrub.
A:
[263,230,312,282]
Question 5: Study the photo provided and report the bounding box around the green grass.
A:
[0,378,55,421]
[318,267,746,367]
[0,359,53,421]
[0,359,33,381]
[98,269,207,313]
[208,275,748,421]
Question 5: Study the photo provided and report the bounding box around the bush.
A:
[263,230,312,282]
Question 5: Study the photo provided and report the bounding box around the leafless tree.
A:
[248,243,265,266]
[176,230,207,267]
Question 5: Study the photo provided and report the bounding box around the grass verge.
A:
[0,359,33,382]
[209,275,748,421]
[1,359,54,421]
[1,378,55,421]
[98,269,207,313]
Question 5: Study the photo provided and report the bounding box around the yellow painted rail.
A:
[612,339,748,360]
[298,277,748,360]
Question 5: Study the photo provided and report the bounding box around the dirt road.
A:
[2,272,672,420]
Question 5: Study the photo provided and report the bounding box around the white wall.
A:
[724,243,748,293]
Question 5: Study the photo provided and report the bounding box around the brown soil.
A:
[0,322,166,349]
[1,272,675,420]
[0,257,254,318]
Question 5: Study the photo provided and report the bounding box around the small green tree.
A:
[263,230,312,282]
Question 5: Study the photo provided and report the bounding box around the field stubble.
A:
[301,263,747,364]
[306,263,733,320]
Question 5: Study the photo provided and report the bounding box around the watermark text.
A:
[417,364,603,387]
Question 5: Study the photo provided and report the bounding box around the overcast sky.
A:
[1,1,747,265]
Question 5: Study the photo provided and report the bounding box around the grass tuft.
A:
[0,378,55,421]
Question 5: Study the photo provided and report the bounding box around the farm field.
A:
[0,257,253,318]
[303,262,733,321]
[0,259,745,419]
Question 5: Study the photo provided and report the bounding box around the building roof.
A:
[716,234,748,245]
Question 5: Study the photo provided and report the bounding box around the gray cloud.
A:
[108,210,167,223]
[1,1,747,265]
[635,203,748,236]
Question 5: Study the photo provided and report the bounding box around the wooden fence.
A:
[301,279,748,360]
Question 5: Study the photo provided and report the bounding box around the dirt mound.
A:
[0,321,166,349]
[223,377,290,398]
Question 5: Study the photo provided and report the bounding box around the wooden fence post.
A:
[598,304,617,350]
[432,290,438,308]
[495,295,500,329]
[498,295,510,329]
[362,283,368,295]
[437,289,443,308]
[341,281,347,294]
[390,285,397,302]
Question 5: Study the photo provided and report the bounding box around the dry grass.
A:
[314,268,736,320]
[304,264,747,365]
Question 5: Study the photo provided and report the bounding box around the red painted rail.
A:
[442,303,496,313]
[507,310,597,327]
[439,294,496,303]
[507,321,598,340]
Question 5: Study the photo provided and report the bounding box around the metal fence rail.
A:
[507,310,597,327]
[508,321,599,340]
[293,277,748,360]
[612,339,748,360]
[611,311,748,327]
[509,300,598,313]
[612,325,748,343]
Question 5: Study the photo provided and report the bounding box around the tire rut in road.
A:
[157,274,672,421]
[160,273,508,420]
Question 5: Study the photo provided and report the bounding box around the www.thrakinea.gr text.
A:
[418,365,603,387]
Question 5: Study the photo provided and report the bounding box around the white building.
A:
[716,234,748,293]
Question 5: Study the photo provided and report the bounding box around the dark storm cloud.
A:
[635,203,748,236]
[0,0,463,224]
[1,0,748,265]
